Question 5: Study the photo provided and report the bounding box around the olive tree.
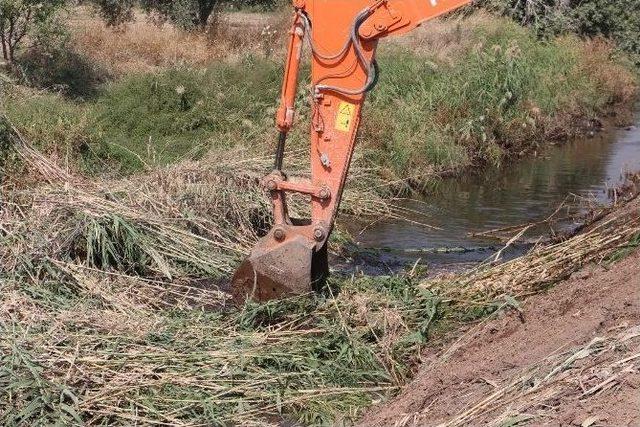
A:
[141,0,218,29]
[0,0,66,63]
[93,0,220,30]
[481,0,640,64]
[92,0,135,26]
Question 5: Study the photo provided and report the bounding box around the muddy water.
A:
[347,111,640,272]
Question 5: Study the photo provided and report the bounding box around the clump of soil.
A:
[360,246,640,426]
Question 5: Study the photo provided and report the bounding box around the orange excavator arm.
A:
[232,0,471,303]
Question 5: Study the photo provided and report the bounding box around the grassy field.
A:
[1,7,639,426]
[4,12,637,180]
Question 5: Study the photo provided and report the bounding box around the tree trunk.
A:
[0,23,7,61]
[1,37,8,61]
[523,0,536,24]
[197,0,217,29]
[7,40,14,63]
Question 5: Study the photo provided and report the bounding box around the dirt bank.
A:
[360,201,640,426]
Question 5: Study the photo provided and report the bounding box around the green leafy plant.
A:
[481,0,640,64]
[92,0,221,30]
[0,0,67,63]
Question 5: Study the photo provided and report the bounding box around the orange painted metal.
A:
[359,0,473,40]
[276,12,305,132]
[231,0,471,303]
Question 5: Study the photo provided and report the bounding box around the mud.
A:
[360,208,640,426]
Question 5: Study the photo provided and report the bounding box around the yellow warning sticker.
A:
[335,101,356,133]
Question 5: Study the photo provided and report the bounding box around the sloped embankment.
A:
[361,197,640,427]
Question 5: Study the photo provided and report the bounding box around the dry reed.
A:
[68,8,289,76]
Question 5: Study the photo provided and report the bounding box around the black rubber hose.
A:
[366,59,380,93]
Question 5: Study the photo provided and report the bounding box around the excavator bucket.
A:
[231,233,329,304]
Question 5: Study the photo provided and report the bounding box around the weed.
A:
[606,232,640,265]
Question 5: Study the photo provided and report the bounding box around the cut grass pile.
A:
[427,201,640,321]
[0,127,432,425]
[2,126,639,425]
[0,120,395,282]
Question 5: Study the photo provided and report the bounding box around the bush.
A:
[482,0,640,64]
[0,0,67,63]
[17,48,108,98]
[572,0,640,64]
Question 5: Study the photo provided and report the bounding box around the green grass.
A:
[363,20,628,178]
[3,15,635,180]
[93,57,284,166]
[0,270,445,426]
[606,232,640,264]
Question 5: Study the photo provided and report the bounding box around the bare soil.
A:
[361,222,640,426]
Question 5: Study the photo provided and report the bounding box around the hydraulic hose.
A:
[302,8,380,96]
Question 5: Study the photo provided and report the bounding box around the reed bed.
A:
[1,124,639,425]
[426,195,640,310]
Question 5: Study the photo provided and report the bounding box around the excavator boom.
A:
[232,0,471,303]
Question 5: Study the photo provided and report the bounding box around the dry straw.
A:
[1,121,638,425]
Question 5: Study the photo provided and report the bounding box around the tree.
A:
[0,0,66,63]
[142,0,218,29]
[93,0,220,30]
[480,0,640,64]
[571,0,640,62]
[92,0,135,27]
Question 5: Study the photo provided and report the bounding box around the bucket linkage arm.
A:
[232,0,471,303]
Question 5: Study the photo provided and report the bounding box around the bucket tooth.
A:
[231,235,328,304]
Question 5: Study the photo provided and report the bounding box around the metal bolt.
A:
[318,188,331,200]
[273,227,286,241]
[313,227,325,242]
[320,153,331,167]
[374,22,387,31]
[266,180,277,191]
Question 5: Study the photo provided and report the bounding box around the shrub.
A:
[482,0,640,64]
[0,0,67,63]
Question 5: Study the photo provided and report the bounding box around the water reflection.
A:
[349,111,640,268]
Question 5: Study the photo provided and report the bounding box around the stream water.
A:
[345,110,640,273]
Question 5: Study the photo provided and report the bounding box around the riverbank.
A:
[2,10,637,184]
[2,132,638,424]
[361,248,640,426]
[360,194,640,427]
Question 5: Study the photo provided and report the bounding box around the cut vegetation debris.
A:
[0,135,439,425]
[427,195,640,313]
[360,225,640,427]
[1,121,395,281]
[2,124,639,424]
